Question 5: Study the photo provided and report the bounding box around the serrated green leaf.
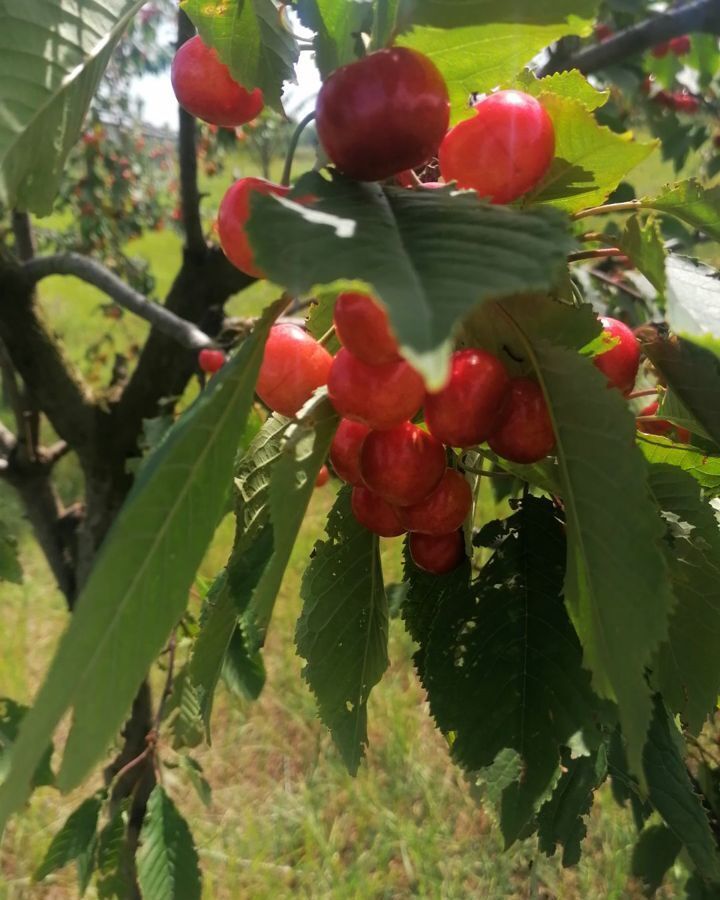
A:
[644,698,720,885]
[222,623,266,701]
[0,520,22,584]
[181,0,298,110]
[0,306,280,830]
[248,173,576,387]
[631,824,682,895]
[137,786,201,900]
[511,69,608,111]
[529,94,655,213]
[642,180,720,243]
[178,755,212,808]
[296,0,369,76]
[296,487,389,774]
[607,727,651,832]
[665,256,720,342]
[0,698,53,789]
[638,434,720,492]
[34,795,101,885]
[167,668,204,750]
[618,215,667,295]
[420,497,604,845]
[399,2,598,121]
[96,803,134,900]
[0,0,147,213]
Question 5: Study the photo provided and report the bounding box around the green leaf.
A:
[296,487,389,775]
[96,804,134,900]
[399,2,598,121]
[181,0,298,109]
[618,215,667,295]
[222,623,266,701]
[640,433,720,490]
[296,0,368,76]
[0,306,280,830]
[167,668,204,751]
[248,173,576,387]
[504,320,674,776]
[537,746,608,868]
[631,824,682,896]
[421,497,605,844]
[511,69,608,111]
[641,180,720,243]
[0,0,147,214]
[648,465,720,733]
[178,755,212,808]
[0,520,22,584]
[137,786,201,900]
[0,698,53,789]
[529,94,656,213]
[34,795,101,886]
[644,698,720,885]
[665,256,720,342]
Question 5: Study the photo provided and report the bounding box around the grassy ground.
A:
[0,141,701,899]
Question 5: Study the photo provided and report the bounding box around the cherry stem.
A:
[460,464,515,479]
[281,111,316,188]
[579,231,615,243]
[568,247,625,263]
[628,388,662,399]
[588,268,645,300]
[636,415,664,424]
[572,200,641,221]
[318,324,336,347]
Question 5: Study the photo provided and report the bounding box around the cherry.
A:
[488,378,555,464]
[316,47,450,182]
[439,91,555,204]
[198,348,226,374]
[593,317,640,395]
[360,422,446,507]
[333,293,400,366]
[218,177,290,278]
[409,531,465,575]
[329,419,370,485]
[673,92,700,114]
[638,401,691,444]
[399,469,472,535]
[424,349,510,448]
[327,348,424,431]
[255,323,333,417]
[669,35,691,56]
[651,41,670,58]
[171,35,264,127]
[594,23,614,42]
[351,486,405,538]
[315,465,330,488]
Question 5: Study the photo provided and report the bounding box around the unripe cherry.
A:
[488,378,555,464]
[198,348,225,374]
[424,349,510,448]
[351,486,405,537]
[593,317,640,395]
[399,469,472,535]
[255,323,332,417]
[171,35,264,127]
[329,419,370,485]
[333,293,400,365]
[327,348,425,431]
[360,422,446,507]
[439,90,555,204]
[218,177,290,278]
[409,531,465,575]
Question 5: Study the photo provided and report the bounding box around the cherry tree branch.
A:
[177,10,206,257]
[23,253,213,350]
[538,0,720,76]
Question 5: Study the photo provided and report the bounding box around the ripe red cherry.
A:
[409,531,465,575]
[488,378,555,464]
[424,349,510,448]
[439,91,555,204]
[594,23,614,41]
[360,422,446,507]
[218,177,290,278]
[256,323,332,417]
[351,486,405,537]
[673,92,700,114]
[316,47,450,182]
[593,317,640,394]
[315,465,330,488]
[171,35,264,127]
[399,469,472,535]
[669,35,691,56]
[329,419,370,485]
[327,348,424,431]
[651,41,670,58]
[198,348,226,374]
[638,401,691,444]
[333,293,400,365]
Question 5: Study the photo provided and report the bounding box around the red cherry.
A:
[316,47,450,182]
[315,465,330,488]
[351,486,405,537]
[409,530,465,575]
[255,323,333,417]
[327,348,424,431]
[640,75,654,95]
[669,35,691,56]
[424,349,510,448]
[673,92,700,114]
[651,41,670,58]
[360,422,446,507]
[171,35,264,127]
[638,401,691,444]
[395,169,417,188]
[333,293,400,365]
[488,378,555,464]
[593,317,640,395]
[399,469,472,535]
[218,177,290,278]
[198,348,226,374]
[329,419,370,485]
[439,90,555,204]
[594,23,614,42]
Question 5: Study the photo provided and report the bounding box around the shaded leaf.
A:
[137,786,201,900]
[618,215,666,295]
[642,181,720,243]
[665,256,720,342]
[221,623,266,701]
[0,698,53,789]
[34,795,101,886]
[638,434,720,492]
[178,755,212,808]
[296,488,389,774]
[167,668,204,750]
[631,824,681,896]
[96,804,134,900]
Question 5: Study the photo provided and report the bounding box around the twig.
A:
[0,337,35,458]
[573,201,641,221]
[588,268,645,300]
[23,254,213,350]
[628,388,661,400]
[281,111,315,187]
[177,10,206,256]
[568,247,625,263]
[11,211,35,262]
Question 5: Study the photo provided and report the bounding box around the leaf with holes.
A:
[137,786,201,900]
